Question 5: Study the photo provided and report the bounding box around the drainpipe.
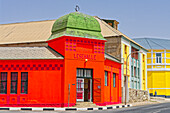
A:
[121,58,124,103]
[110,66,113,103]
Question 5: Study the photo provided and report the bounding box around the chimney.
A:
[102,19,119,30]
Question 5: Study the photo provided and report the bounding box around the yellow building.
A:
[134,38,170,97]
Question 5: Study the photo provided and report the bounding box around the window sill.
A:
[21,93,28,95]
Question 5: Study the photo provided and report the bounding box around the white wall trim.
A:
[164,50,166,69]
[147,68,170,71]
[121,38,130,47]
[148,52,164,53]
[149,88,170,89]
[140,53,142,90]
[129,46,131,88]
[147,63,170,65]
[148,57,170,59]
[139,50,147,55]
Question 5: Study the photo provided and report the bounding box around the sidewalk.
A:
[0,103,132,111]
[130,97,170,106]
[0,97,170,111]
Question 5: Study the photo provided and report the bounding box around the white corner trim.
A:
[121,38,130,47]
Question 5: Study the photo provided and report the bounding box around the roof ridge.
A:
[148,38,166,49]
[133,37,170,41]
[1,19,56,25]
[145,38,152,49]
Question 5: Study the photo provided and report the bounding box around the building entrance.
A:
[76,69,92,102]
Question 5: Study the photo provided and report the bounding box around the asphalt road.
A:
[0,102,170,113]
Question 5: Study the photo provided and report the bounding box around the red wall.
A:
[0,59,64,107]
[48,36,122,106]
[48,36,106,106]
[104,59,122,105]
[0,36,122,107]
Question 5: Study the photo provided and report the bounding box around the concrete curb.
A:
[0,104,132,111]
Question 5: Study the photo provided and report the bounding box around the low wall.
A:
[129,88,149,103]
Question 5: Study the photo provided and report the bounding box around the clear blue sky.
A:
[1,0,170,39]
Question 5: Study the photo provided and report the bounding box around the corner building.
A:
[94,17,148,103]
[0,12,121,107]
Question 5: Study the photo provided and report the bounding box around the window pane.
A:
[21,72,28,94]
[1,73,7,81]
[80,69,83,77]
[0,72,7,94]
[11,82,17,93]
[77,69,80,77]
[11,73,17,81]
[84,70,87,77]
[11,72,18,94]
[132,80,134,88]
[156,53,161,57]
[138,68,140,78]
[156,57,159,63]
[131,66,133,77]
[21,73,27,81]
[134,67,136,77]
[86,69,92,77]
[135,81,137,89]
[113,73,116,87]
[21,82,26,93]
[138,82,140,89]
[105,71,108,86]
[159,57,161,63]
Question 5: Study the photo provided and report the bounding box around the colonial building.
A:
[94,17,148,103]
[134,38,170,98]
[0,12,122,107]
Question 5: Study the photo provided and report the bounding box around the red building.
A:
[0,12,121,107]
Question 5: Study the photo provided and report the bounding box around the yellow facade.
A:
[122,43,147,90]
[147,49,170,97]
[141,54,146,90]
[122,43,130,88]
[122,43,130,76]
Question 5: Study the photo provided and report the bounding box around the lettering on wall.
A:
[74,53,96,60]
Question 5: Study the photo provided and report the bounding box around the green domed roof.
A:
[48,12,104,40]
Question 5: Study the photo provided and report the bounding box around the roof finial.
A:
[75,5,80,12]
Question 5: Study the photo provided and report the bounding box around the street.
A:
[0,102,170,113]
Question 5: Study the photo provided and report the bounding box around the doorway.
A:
[76,69,92,102]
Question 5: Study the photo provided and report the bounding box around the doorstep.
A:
[0,104,132,111]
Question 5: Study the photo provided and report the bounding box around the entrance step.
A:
[74,102,98,108]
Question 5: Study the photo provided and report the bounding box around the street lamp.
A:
[125,51,142,105]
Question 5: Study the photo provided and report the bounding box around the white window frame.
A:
[155,52,162,64]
